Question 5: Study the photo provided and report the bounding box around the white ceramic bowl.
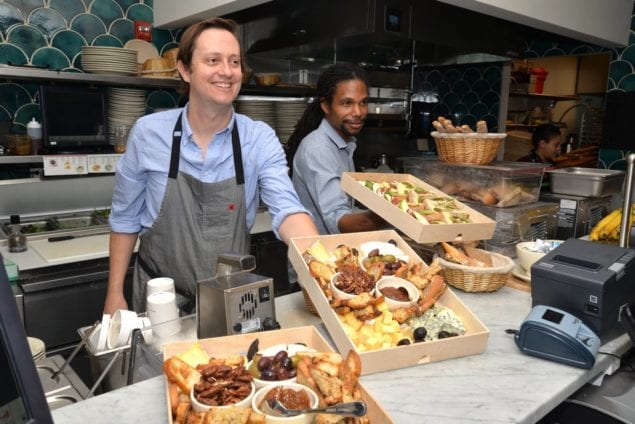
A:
[374,276,420,310]
[330,272,376,301]
[251,382,319,424]
[358,241,409,271]
[249,343,317,389]
[516,240,564,273]
[190,381,255,413]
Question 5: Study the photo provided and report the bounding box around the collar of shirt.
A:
[320,118,357,154]
[180,103,236,147]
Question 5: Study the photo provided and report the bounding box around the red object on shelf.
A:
[530,68,549,94]
[134,20,152,41]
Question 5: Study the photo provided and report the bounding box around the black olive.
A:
[280,356,293,371]
[273,350,288,365]
[259,369,277,380]
[413,327,427,342]
[397,338,411,346]
[388,239,397,246]
[257,356,272,371]
[275,367,290,380]
[438,331,458,339]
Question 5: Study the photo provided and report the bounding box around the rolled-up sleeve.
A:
[249,122,311,237]
[297,145,351,234]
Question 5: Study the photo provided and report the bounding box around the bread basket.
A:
[255,73,281,86]
[438,249,514,292]
[431,131,507,165]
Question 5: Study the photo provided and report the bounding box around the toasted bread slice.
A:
[464,246,493,267]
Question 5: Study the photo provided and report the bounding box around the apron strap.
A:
[168,111,245,185]
[231,124,245,185]
[168,113,183,179]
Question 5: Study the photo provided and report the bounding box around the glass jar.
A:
[7,215,27,253]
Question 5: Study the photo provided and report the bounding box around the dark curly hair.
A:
[285,63,368,163]
[531,123,561,149]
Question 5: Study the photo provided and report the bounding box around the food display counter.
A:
[51,288,632,424]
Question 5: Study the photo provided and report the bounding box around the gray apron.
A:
[133,112,249,313]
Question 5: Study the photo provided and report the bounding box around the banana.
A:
[590,208,621,241]
[599,210,623,240]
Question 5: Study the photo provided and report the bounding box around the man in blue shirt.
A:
[104,17,318,314]
[289,64,385,234]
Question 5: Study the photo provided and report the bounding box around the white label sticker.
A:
[240,318,261,333]
[560,199,577,209]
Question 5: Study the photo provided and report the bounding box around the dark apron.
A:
[132,112,249,313]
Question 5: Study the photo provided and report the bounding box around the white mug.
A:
[146,277,175,296]
[146,291,180,338]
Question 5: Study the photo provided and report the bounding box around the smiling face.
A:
[320,79,369,140]
[177,27,242,108]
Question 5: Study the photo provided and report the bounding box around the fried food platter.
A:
[162,326,394,423]
[289,230,490,375]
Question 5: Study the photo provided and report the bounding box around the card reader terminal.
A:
[515,305,600,369]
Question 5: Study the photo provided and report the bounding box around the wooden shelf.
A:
[509,92,579,101]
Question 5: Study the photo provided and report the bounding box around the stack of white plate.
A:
[107,88,146,143]
[236,99,276,132]
[28,337,46,361]
[81,46,138,76]
[275,99,307,146]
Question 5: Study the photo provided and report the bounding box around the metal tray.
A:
[548,167,625,197]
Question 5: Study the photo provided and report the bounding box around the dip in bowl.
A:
[252,382,319,424]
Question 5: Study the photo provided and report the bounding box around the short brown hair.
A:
[176,17,246,95]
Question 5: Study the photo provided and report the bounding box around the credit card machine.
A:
[515,305,600,369]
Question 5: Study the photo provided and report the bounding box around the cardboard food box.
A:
[163,326,393,423]
[289,230,490,375]
[341,172,496,243]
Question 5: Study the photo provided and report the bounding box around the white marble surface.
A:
[52,288,632,424]
[1,212,273,271]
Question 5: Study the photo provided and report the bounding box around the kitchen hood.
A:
[223,0,556,68]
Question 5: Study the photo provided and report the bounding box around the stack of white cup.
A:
[146,277,181,338]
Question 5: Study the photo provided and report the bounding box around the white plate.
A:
[124,39,160,64]
[512,264,531,283]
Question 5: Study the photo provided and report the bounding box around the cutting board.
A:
[30,234,110,263]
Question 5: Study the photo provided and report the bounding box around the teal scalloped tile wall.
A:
[0,0,184,134]
[414,63,502,132]
[523,4,635,170]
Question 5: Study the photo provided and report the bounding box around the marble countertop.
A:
[52,288,632,424]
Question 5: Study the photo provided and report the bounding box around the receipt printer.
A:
[531,238,635,343]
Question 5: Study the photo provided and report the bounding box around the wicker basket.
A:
[301,288,319,316]
[438,249,515,292]
[431,131,507,165]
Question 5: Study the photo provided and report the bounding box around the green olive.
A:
[382,254,396,263]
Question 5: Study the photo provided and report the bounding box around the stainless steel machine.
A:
[540,192,612,240]
[197,254,277,339]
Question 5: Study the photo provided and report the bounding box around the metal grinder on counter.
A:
[196,253,279,339]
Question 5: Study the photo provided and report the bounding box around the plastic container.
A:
[6,134,31,155]
[401,158,548,207]
[26,118,42,155]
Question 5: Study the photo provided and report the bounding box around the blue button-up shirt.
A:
[292,119,356,234]
[110,106,309,238]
